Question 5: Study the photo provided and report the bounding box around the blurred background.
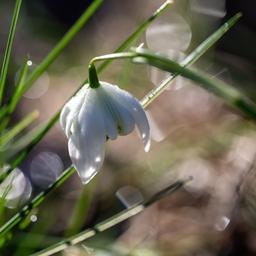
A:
[0,0,256,255]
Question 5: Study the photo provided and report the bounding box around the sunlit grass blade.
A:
[0,110,39,148]
[0,1,173,237]
[0,58,31,132]
[0,122,43,166]
[0,165,75,238]
[132,47,256,119]
[141,12,242,107]
[3,1,173,178]
[0,12,240,238]
[0,0,22,105]
[31,178,189,256]
[96,0,173,74]
[8,57,30,114]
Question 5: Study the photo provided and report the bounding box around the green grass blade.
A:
[31,178,187,256]
[0,11,240,237]
[18,0,103,99]
[0,0,22,105]
[141,12,242,107]
[0,0,173,236]
[133,47,256,119]
[0,166,75,238]
[96,0,173,74]
[3,1,172,178]
[0,110,39,148]
[8,57,30,114]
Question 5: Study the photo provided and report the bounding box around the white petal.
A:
[102,109,118,140]
[60,87,87,137]
[102,82,150,152]
[98,86,135,136]
[69,89,106,184]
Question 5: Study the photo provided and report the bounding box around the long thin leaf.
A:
[31,178,188,256]
[0,0,174,236]
[133,47,256,119]
[17,0,103,102]
[8,57,30,114]
[3,0,173,179]
[0,13,241,238]
[0,0,22,105]
[0,110,39,148]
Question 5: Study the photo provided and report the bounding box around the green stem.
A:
[0,166,75,238]
[88,63,100,88]
[0,12,240,237]
[0,0,22,105]
[31,178,188,256]
[132,48,256,119]
[141,12,242,107]
[2,0,172,178]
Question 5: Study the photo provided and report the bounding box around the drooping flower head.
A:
[60,82,150,184]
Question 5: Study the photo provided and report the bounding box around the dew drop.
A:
[27,60,33,66]
[30,215,37,223]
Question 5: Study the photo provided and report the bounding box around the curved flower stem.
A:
[31,177,189,256]
[93,48,256,118]
[131,48,256,119]
[1,0,172,181]
[0,12,240,238]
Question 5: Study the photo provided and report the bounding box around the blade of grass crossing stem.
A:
[0,0,174,237]
[0,13,241,237]
[0,0,22,105]
[0,110,39,148]
[31,178,188,256]
[133,47,256,119]
[141,12,242,107]
[2,1,173,179]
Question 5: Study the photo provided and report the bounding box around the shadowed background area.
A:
[0,0,256,255]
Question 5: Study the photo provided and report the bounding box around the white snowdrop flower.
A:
[60,81,150,184]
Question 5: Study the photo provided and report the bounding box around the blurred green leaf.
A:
[0,0,22,105]
[0,110,39,148]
